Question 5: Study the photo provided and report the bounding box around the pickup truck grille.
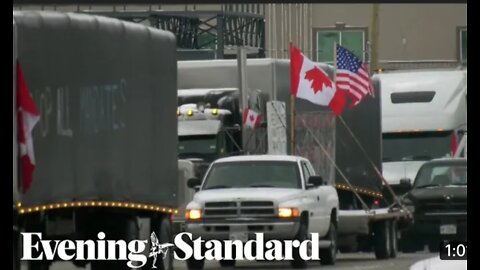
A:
[204,201,275,218]
[417,200,467,214]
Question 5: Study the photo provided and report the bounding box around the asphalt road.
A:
[27,251,438,270]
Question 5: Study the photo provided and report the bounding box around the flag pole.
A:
[333,42,337,84]
[290,41,296,155]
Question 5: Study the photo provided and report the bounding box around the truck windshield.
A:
[414,162,467,188]
[179,135,217,158]
[382,131,453,162]
[202,161,301,190]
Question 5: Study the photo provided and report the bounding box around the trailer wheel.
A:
[158,217,174,270]
[91,218,139,270]
[373,220,391,260]
[290,223,308,269]
[390,221,398,258]
[319,221,337,265]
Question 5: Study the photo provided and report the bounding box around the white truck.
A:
[184,155,339,269]
[375,68,467,197]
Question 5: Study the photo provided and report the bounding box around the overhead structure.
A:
[84,10,266,59]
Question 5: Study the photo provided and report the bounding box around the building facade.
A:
[14,3,466,70]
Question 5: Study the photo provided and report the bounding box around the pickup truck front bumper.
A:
[185,218,301,241]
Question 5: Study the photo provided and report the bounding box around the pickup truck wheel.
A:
[219,260,236,267]
[319,221,337,265]
[373,220,391,260]
[290,224,308,269]
[389,221,398,258]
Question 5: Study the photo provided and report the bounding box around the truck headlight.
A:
[278,207,300,218]
[185,209,202,220]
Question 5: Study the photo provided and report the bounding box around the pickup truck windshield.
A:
[414,162,467,188]
[202,161,301,189]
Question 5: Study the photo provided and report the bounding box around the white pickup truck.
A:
[184,155,339,269]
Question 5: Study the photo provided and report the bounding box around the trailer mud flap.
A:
[337,210,370,235]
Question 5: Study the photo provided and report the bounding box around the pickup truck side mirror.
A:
[308,176,325,187]
[187,177,202,190]
[399,178,412,189]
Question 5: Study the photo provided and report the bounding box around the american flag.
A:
[335,44,373,106]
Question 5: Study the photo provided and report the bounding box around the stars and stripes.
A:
[336,44,373,106]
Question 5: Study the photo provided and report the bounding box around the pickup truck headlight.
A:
[278,207,300,218]
[185,209,202,220]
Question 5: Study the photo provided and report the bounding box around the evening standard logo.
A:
[21,232,322,268]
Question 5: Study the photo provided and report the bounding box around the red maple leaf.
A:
[304,67,333,94]
[249,115,255,122]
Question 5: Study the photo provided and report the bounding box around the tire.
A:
[219,260,236,267]
[373,220,391,260]
[157,218,174,270]
[319,222,337,265]
[389,221,398,258]
[91,218,139,270]
[290,223,308,269]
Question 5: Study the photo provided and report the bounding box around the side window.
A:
[301,162,312,185]
[306,162,317,176]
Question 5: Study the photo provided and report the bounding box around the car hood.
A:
[408,186,467,202]
[383,161,426,185]
[192,188,304,204]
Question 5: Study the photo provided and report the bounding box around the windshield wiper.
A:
[248,184,275,188]
[204,185,232,190]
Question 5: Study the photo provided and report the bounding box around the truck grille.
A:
[417,200,467,214]
[204,201,275,218]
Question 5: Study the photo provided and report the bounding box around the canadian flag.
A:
[243,108,262,129]
[17,60,40,193]
[290,44,346,116]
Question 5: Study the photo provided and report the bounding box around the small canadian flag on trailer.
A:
[243,108,262,129]
[16,60,40,193]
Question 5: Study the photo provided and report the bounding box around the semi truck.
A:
[177,59,411,267]
[176,85,270,178]
[374,68,467,198]
[13,11,178,270]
